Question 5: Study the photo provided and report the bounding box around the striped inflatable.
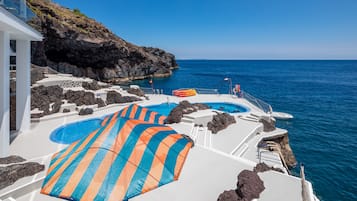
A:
[110,104,167,125]
[41,115,192,201]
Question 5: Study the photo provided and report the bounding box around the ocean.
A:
[133,60,357,201]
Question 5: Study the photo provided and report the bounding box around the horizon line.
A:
[176,58,357,61]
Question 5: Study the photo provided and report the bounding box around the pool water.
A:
[146,103,179,116]
[205,102,249,113]
[146,102,249,116]
[50,118,103,144]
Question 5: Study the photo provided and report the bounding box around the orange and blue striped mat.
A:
[41,110,192,201]
[117,104,166,124]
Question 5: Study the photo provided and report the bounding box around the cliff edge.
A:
[27,0,178,83]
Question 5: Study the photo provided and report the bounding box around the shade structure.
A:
[41,114,192,201]
[116,104,167,124]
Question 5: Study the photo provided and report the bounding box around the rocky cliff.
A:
[27,0,178,83]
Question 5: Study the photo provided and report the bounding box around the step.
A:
[182,115,195,120]
[232,143,249,157]
[181,117,194,123]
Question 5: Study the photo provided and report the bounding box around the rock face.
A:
[207,112,236,134]
[217,170,265,201]
[165,101,210,124]
[27,0,178,83]
[259,133,297,169]
[106,91,141,105]
[0,156,45,190]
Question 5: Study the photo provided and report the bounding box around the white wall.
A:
[0,31,10,157]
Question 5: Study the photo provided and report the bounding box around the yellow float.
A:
[172,88,197,97]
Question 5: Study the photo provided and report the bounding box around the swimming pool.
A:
[146,102,249,116]
[50,118,103,144]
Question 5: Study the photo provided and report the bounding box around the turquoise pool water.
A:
[146,102,249,116]
[50,118,103,144]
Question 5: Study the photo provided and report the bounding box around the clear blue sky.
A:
[53,0,357,59]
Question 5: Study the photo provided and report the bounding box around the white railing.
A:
[240,90,272,114]
[195,88,219,94]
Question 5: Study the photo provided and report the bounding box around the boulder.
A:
[259,116,276,132]
[106,91,141,105]
[207,112,236,134]
[127,87,145,97]
[217,190,240,201]
[236,170,265,201]
[253,162,284,173]
[0,156,26,165]
[31,85,64,115]
[51,101,62,113]
[82,80,105,91]
[95,98,106,108]
[0,162,45,190]
[64,90,96,106]
[79,108,94,116]
[165,101,209,124]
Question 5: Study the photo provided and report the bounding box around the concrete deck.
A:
[5,94,309,201]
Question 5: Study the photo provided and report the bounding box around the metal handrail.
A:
[240,90,273,114]
[195,88,219,94]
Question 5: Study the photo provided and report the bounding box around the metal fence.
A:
[240,90,272,114]
[195,88,219,94]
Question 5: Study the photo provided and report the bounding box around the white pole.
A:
[16,39,31,132]
[0,31,10,157]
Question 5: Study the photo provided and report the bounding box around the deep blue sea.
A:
[134,60,357,201]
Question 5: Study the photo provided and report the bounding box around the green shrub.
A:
[73,8,86,17]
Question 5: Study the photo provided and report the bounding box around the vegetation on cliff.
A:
[27,0,178,83]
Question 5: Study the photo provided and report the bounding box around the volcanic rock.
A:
[217,190,240,201]
[95,98,106,108]
[260,134,297,169]
[79,108,94,116]
[259,116,276,132]
[127,88,145,97]
[0,156,26,165]
[64,90,96,106]
[82,80,106,91]
[10,95,16,130]
[0,162,45,190]
[106,91,141,105]
[207,112,236,134]
[27,0,178,83]
[31,85,64,114]
[51,101,62,113]
[165,101,210,124]
[253,162,284,173]
[31,65,46,85]
[236,170,265,201]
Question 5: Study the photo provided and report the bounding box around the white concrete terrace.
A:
[0,5,42,157]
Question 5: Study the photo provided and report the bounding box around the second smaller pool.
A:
[146,102,249,116]
[50,118,103,144]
